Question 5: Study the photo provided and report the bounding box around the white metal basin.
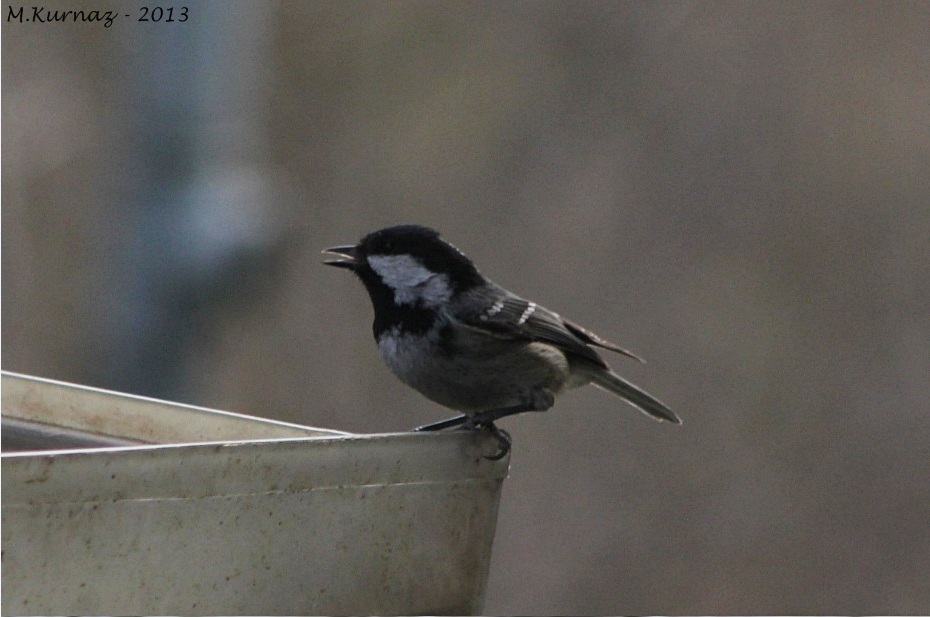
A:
[1,372,508,615]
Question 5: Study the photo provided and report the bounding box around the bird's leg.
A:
[412,390,553,459]
[413,414,469,432]
[481,423,512,461]
[468,387,556,427]
[413,414,512,459]
[411,402,538,432]
[464,394,551,460]
[467,403,538,426]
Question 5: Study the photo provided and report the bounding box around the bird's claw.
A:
[413,414,512,460]
[462,417,511,460]
[482,423,512,460]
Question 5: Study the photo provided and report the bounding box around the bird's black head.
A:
[323,225,484,336]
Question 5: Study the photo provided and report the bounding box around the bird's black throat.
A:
[355,267,439,339]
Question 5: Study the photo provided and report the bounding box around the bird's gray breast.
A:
[376,321,573,412]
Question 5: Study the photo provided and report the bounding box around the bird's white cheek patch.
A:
[368,254,453,307]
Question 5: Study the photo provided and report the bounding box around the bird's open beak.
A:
[322,244,359,269]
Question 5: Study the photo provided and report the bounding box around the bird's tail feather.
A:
[590,370,681,424]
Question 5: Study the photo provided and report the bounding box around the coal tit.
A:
[323,224,680,459]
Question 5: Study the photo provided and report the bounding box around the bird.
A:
[323,224,680,459]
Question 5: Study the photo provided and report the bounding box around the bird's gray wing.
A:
[455,288,633,367]
[561,317,644,362]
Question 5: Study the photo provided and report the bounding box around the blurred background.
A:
[3,1,929,613]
